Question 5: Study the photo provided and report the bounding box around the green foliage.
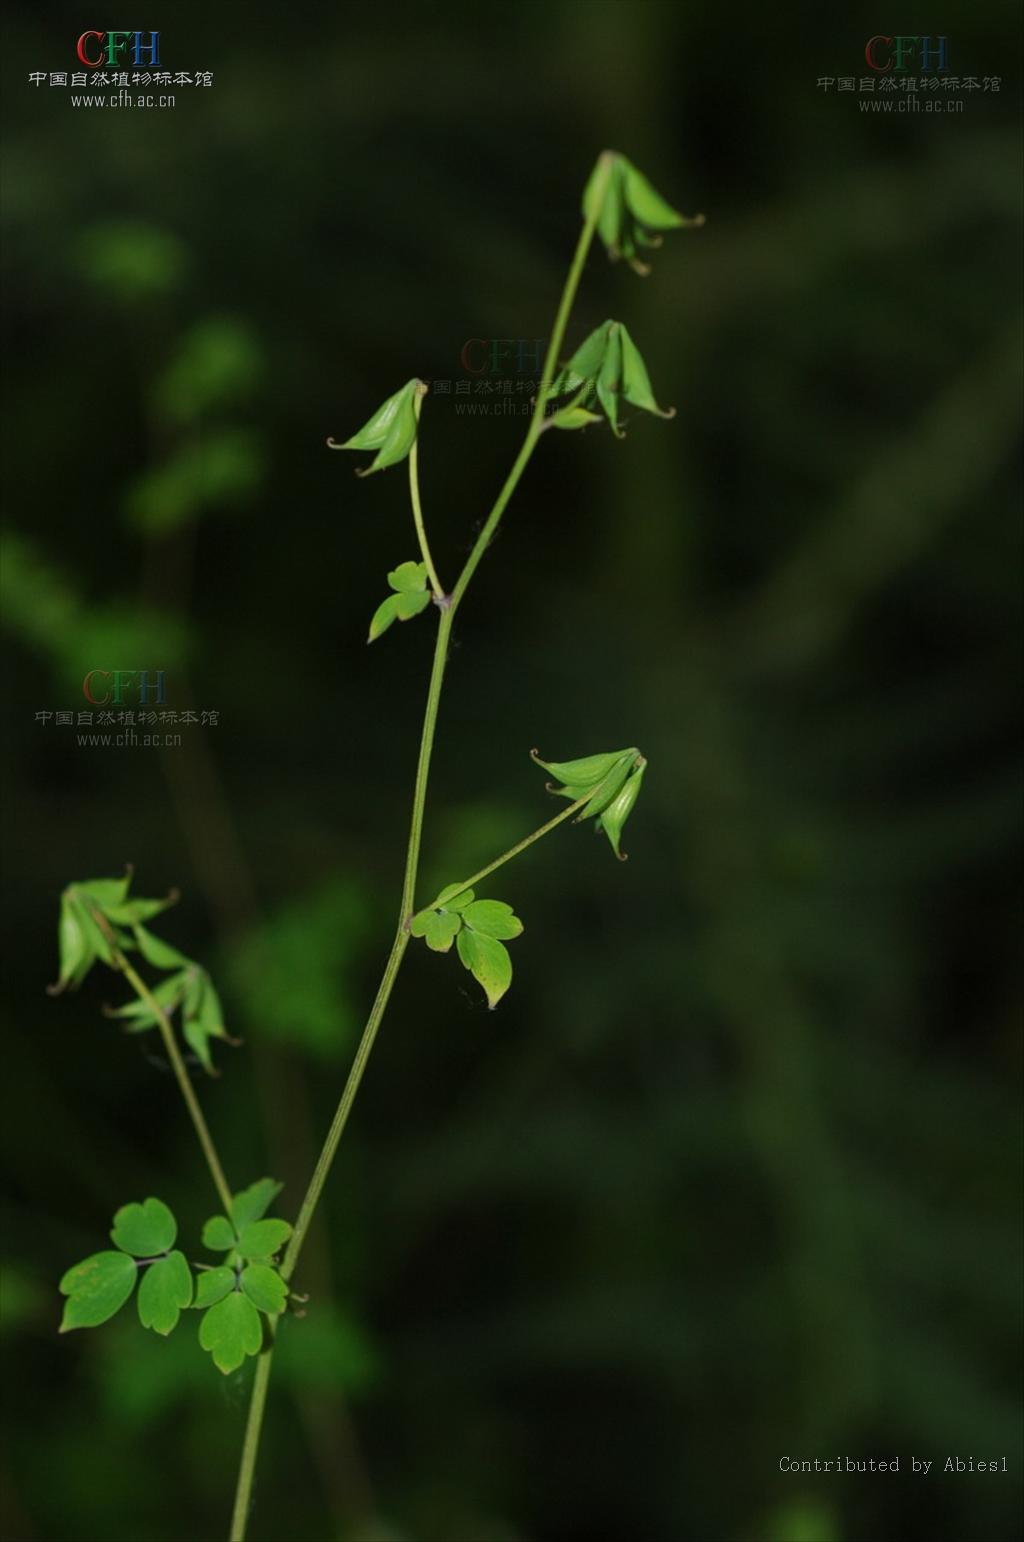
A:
[583,150,704,274]
[58,1252,137,1332]
[196,1178,292,1374]
[137,1252,194,1336]
[369,559,432,640]
[551,320,674,437]
[411,890,523,1008]
[110,1197,177,1256]
[328,377,425,476]
[198,1290,264,1375]
[59,1198,192,1336]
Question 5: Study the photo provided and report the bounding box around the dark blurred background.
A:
[1,3,1021,1540]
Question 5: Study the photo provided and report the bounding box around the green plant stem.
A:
[409,385,445,598]
[448,150,613,615]
[230,1335,275,1542]
[115,951,234,1217]
[279,927,410,1282]
[228,151,614,1542]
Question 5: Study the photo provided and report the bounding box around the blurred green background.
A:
[1,3,1021,1540]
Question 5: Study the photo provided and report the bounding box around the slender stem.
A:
[229,152,614,1542]
[398,608,455,924]
[448,149,614,615]
[230,1335,275,1542]
[280,927,410,1282]
[425,788,599,909]
[409,384,445,599]
[115,951,234,1217]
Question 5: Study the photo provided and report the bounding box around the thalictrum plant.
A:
[50,148,702,1540]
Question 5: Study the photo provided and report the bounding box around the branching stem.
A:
[229,151,615,1541]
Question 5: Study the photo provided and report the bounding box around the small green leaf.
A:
[137,1250,192,1335]
[202,1215,237,1251]
[419,909,463,953]
[111,1197,177,1257]
[328,378,424,477]
[240,1264,289,1315]
[369,594,401,641]
[394,588,431,621]
[387,560,428,593]
[236,1218,292,1260]
[462,900,523,941]
[132,924,189,970]
[230,1178,284,1233]
[199,1290,263,1374]
[194,1266,236,1308]
[456,928,513,1010]
[59,1250,137,1331]
[435,885,475,910]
